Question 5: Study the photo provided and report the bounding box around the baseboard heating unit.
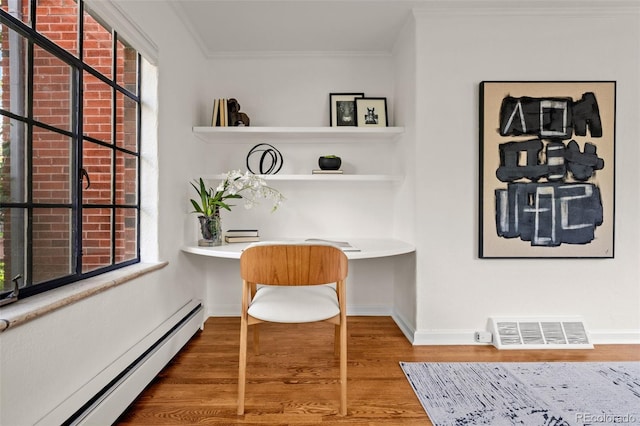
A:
[487,316,593,350]
[60,299,204,426]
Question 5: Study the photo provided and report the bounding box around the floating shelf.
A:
[193,126,404,183]
[199,174,403,183]
[192,126,405,143]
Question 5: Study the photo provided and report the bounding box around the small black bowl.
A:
[318,156,342,170]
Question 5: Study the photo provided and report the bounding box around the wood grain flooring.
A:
[116,316,640,425]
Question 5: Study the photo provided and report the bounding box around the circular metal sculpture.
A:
[246,143,283,175]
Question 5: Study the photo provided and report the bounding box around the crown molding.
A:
[203,50,393,59]
[85,0,159,65]
[411,0,640,17]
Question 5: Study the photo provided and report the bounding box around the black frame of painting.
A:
[329,93,364,127]
[355,97,388,127]
[479,81,616,259]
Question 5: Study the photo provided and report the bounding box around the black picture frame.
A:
[355,97,388,127]
[329,93,364,127]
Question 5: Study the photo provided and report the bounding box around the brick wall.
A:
[1,0,138,288]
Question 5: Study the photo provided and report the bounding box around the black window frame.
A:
[0,0,142,300]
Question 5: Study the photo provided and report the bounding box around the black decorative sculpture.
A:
[228,98,250,126]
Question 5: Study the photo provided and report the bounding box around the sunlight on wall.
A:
[140,57,159,263]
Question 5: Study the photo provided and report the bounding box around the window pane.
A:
[1,1,31,26]
[35,0,78,56]
[2,1,142,299]
[115,150,137,205]
[33,44,73,131]
[32,126,71,204]
[0,207,26,292]
[83,71,112,142]
[82,140,112,205]
[83,5,112,78]
[1,25,27,117]
[116,35,137,95]
[116,91,137,151]
[82,207,111,273]
[32,207,73,284]
[115,207,136,263]
[1,116,27,203]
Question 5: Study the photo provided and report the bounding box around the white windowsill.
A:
[0,262,168,332]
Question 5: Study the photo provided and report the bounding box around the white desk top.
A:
[181,238,415,260]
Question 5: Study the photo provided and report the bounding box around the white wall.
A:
[412,5,640,343]
[190,54,401,235]
[188,54,412,315]
[391,16,418,332]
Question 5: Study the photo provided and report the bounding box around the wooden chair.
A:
[237,242,349,416]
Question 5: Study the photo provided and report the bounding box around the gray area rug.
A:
[400,362,640,426]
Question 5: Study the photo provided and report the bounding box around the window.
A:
[0,0,141,301]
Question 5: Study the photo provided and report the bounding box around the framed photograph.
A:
[355,97,388,127]
[330,93,364,127]
[479,81,616,258]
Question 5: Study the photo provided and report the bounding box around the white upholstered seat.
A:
[248,285,339,323]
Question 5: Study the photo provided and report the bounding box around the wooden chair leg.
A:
[238,314,248,415]
[334,324,340,356]
[339,319,347,416]
[238,281,250,415]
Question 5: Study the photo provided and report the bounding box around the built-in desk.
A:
[181,238,416,339]
[181,238,415,260]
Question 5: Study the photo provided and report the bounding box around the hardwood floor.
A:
[116,316,640,425]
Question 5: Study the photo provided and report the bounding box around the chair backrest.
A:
[240,243,348,286]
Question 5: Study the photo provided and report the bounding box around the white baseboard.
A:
[589,330,640,345]
[42,300,204,426]
[410,328,640,346]
[74,304,204,425]
[208,304,392,318]
[411,329,479,346]
[208,304,239,317]
[391,311,416,344]
[348,305,392,316]
[206,306,640,346]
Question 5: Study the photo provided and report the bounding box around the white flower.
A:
[206,170,284,213]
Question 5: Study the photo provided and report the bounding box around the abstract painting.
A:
[479,81,615,258]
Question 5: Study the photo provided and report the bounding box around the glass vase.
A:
[198,211,222,246]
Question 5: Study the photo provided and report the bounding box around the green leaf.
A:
[218,201,234,211]
[190,199,204,214]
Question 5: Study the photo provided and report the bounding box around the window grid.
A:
[0,0,141,299]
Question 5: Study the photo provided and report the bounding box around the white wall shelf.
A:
[192,126,405,143]
[199,174,402,183]
[193,126,404,183]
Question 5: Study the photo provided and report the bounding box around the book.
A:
[226,229,259,237]
[220,98,227,127]
[212,99,220,126]
[225,236,260,243]
[312,169,343,174]
[305,238,360,252]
